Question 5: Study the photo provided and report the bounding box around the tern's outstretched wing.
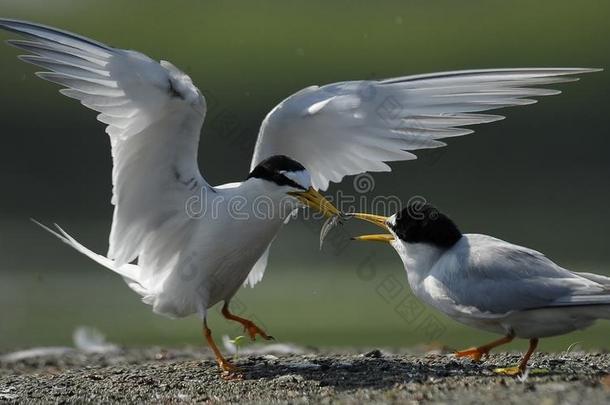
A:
[0,19,207,270]
[251,68,599,191]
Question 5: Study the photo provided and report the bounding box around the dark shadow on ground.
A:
[233,353,569,390]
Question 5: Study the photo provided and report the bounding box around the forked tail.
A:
[32,220,150,299]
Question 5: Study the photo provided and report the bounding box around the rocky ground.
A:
[1,346,610,404]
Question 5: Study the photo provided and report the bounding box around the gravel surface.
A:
[2,346,610,403]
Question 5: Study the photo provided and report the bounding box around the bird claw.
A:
[493,366,524,376]
[218,359,243,380]
[221,370,244,381]
[454,347,488,362]
[243,323,273,341]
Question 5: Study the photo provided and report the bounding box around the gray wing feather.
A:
[436,235,610,315]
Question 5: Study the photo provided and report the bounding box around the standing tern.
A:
[0,18,598,376]
[351,204,610,375]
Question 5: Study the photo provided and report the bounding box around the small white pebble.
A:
[275,374,304,383]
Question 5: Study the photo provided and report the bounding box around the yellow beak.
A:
[288,187,341,218]
[351,234,394,243]
[349,212,394,243]
[350,213,389,229]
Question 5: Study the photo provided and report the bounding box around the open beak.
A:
[289,187,341,218]
[348,212,394,243]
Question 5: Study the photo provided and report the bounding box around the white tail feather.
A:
[31,219,149,298]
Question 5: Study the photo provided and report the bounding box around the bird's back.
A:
[425,234,609,317]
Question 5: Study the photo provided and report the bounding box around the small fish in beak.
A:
[318,211,395,249]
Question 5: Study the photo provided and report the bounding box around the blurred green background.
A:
[1,0,610,353]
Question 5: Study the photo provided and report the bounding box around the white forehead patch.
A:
[282,169,311,189]
[388,214,397,227]
[387,213,402,250]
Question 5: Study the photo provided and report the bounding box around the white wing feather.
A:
[1,19,208,274]
[252,68,599,191]
[244,246,271,288]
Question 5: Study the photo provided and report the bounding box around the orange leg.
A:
[221,302,274,341]
[518,338,539,373]
[455,333,515,362]
[494,338,539,376]
[203,318,241,379]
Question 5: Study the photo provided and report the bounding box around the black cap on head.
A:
[390,202,462,249]
[247,155,307,190]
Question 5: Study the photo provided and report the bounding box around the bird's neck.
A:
[393,241,446,285]
[220,178,298,223]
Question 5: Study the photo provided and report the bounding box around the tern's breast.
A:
[150,189,287,318]
[201,211,285,309]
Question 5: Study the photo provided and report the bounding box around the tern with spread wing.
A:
[0,18,598,376]
[351,204,610,375]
